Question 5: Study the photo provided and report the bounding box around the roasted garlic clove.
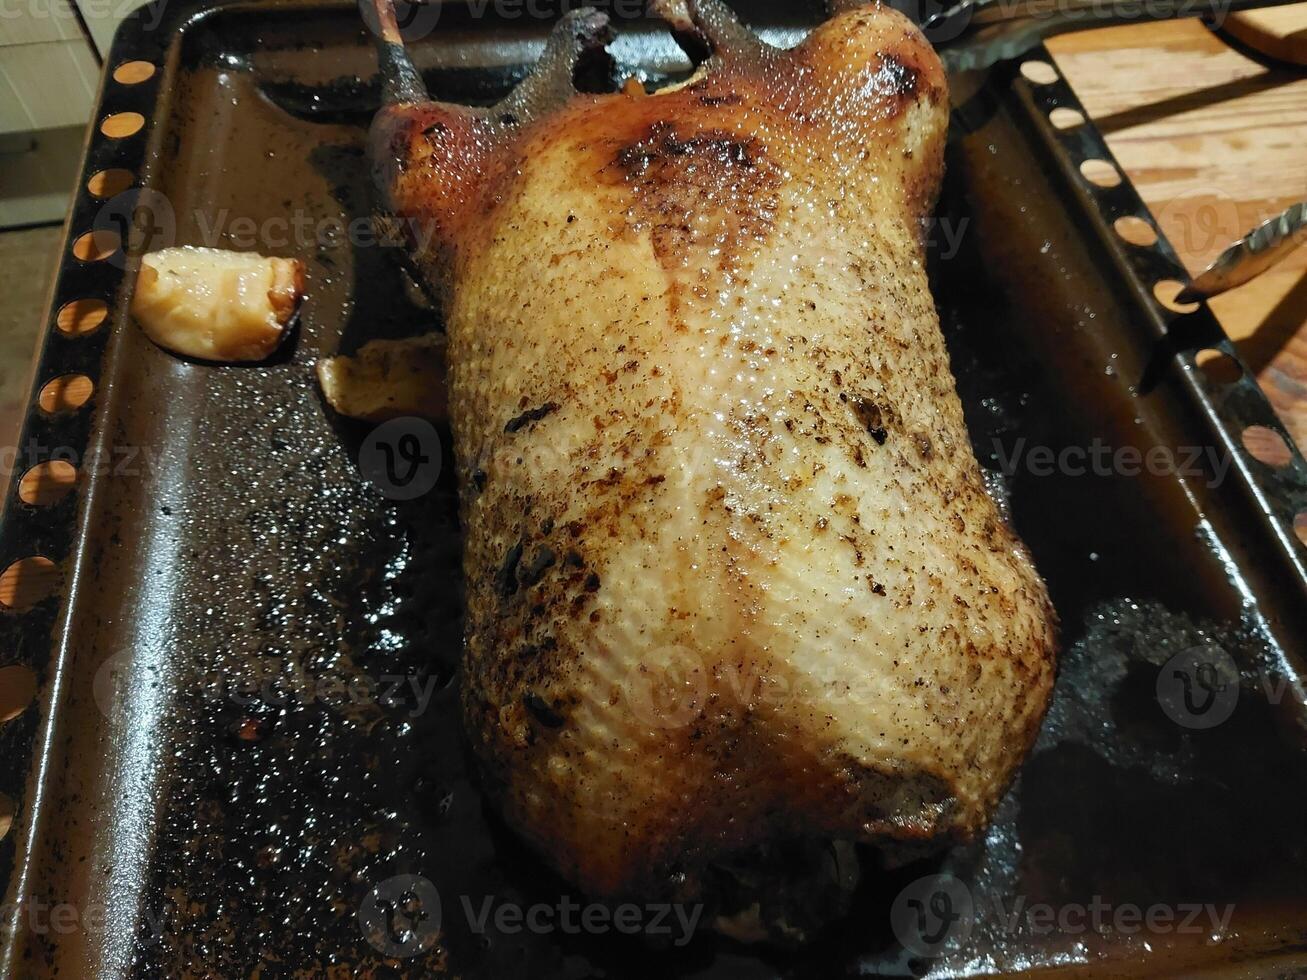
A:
[130,246,304,362]
[315,333,447,422]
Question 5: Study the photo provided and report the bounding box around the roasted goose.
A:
[367,0,1057,927]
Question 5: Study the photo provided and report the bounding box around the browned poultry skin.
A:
[370,1,1057,901]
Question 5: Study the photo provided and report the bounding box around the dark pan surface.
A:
[2,2,1306,977]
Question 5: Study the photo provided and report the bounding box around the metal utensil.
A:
[926,0,1307,71]
[1176,200,1307,303]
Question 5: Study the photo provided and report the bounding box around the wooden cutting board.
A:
[1225,3,1307,65]
[1048,19,1307,452]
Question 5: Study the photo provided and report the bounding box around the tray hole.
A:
[1195,348,1241,384]
[1080,159,1121,188]
[17,461,77,507]
[1154,279,1199,314]
[38,374,94,415]
[112,60,155,85]
[1020,60,1058,85]
[72,230,120,263]
[56,299,108,337]
[1242,425,1292,469]
[0,557,61,612]
[100,112,144,139]
[1114,215,1158,247]
[1296,512,1307,548]
[87,169,134,199]
[0,795,13,841]
[0,665,36,723]
[1049,106,1085,129]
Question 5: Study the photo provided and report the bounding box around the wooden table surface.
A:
[1048,19,1307,450]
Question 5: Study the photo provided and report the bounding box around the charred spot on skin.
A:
[878,55,920,100]
[605,120,781,265]
[386,127,413,165]
[584,572,601,593]
[613,122,759,173]
[505,402,560,433]
[524,692,565,728]
[699,93,743,107]
[472,468,488,492]
[852,398,891,445]
[497,540,524,598]
[520,547,557,588]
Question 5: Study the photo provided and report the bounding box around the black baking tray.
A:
[1,1,1306,976]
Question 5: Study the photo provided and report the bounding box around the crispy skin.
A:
[371,3,1056,899]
